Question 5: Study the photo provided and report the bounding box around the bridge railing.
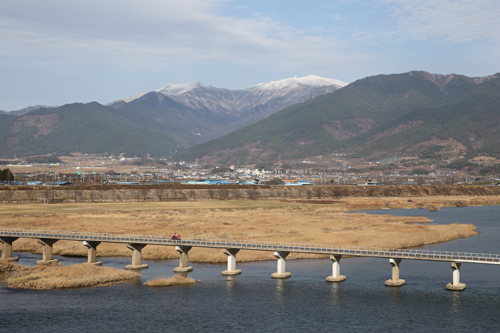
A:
[184,237,500,262]
[1,228,499,263]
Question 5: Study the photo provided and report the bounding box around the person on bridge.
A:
[172,232,180,240]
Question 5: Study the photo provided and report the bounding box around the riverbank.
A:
[2,184,500,204]
[0,259,139,289]
[0,197,481,263]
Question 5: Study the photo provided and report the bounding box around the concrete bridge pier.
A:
[0,237,19,262]
[222,249,242,276]
[125,244,148,270]
[83,241,103,266]
[446,262,466,291]
[272,251,291,279]
[36,239,59,265]
[326,255,346,282]
[174,246,193,272]
[385,258,405,286]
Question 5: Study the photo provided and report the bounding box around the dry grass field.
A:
[0,196,482,263]
[0,260,139,289]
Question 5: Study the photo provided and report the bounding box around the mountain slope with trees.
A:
[0,102,180,157]
[173,71,500,163]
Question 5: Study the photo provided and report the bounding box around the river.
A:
[1,206,500,332]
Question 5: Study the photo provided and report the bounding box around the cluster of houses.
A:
[3,154,498,187]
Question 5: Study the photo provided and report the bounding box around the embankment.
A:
[2,184,500,204]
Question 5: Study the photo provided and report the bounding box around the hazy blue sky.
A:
[1,0,499,110]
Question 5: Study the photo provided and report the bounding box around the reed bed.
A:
[0,196,480,263]
[3,263,140,289]
[0,259,25,280]
[144,275,196,287]
[0,259,20,272]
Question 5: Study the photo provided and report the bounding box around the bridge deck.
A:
[1,228,499,265]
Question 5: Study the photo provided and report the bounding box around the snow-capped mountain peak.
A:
[110,75,348,106]
[121,92,148,103]
[108,81,213,104]
[246,75,348,91]
[155,81,212,96]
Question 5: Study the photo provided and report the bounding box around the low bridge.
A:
[2,228,499,290]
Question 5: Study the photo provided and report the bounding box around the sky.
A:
[1,0,499,110]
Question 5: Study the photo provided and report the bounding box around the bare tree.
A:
[311,187,324,199]
[155,188,167,201]
[232,190,243,200]
[246,188,260,200]
[110,189,122,202]
[139,188,150,201]
[207,188,218,200]
[179,190,188,201]
[25,187,35,203]
[93,189,102,202]
[89,189,97,202]
[288,188,300,199]
[72,188,84,203]
[171,187,180,201]
[187,189,197,201]
[49,188,57,203]
[218,188,231,200]
[42,188,52,203]
[392,186,403,197]
[328,186,342,198]
[165,189,175,201]
[366,186,376,197]
[272,188,286,199]
[3,188,14,203]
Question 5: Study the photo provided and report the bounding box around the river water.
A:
[2,206,500,332]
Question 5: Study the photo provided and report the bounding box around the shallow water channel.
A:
[2,206,500,332]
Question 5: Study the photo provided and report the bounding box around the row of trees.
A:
[0,187,283,203]
[0,168,14,181]
[3,184,500,203]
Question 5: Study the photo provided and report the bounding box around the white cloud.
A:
[2,0,499,70]
[0,0,376,72]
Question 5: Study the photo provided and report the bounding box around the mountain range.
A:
[3,71,500,164]
[0,76,347,158]
[173,71,500,163]
[0,105,55,116]
[108,75,347,143]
